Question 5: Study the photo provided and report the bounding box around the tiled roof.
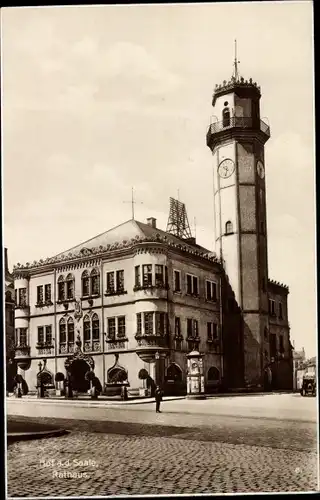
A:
[54,219,213,259]
[13,219,218,271]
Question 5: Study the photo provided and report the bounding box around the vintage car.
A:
[300,374,316,396]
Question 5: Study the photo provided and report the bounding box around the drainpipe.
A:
[101,260,105,391]
[219,271,224,385]
[54,268,57,381]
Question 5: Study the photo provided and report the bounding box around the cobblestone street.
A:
[7,431,318,497]
[7,394,319,496]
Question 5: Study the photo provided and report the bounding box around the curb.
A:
[7,429,70,443]
[7,396,186,406]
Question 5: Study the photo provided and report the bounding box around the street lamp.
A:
[155,351,160,387]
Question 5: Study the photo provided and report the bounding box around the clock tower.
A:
[206,61,271,387]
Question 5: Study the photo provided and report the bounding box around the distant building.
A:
[4,248,16,390]
[292,347,316,391]
[12,68,293,395]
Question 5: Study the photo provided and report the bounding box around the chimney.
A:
[147,217,157,229]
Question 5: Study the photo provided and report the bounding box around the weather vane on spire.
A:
[233,39,240,80]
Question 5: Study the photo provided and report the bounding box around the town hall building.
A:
[13,67,293,396]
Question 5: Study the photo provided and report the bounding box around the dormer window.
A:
[222,107,231,127]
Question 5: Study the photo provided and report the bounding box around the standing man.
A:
[155,385,163,413]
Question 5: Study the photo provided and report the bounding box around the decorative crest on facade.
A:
[74,299,83,322]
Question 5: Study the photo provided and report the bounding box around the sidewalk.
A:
[6,394,185,406]
[8,429,69,443]
[6,390,294,407]
[7,419,70,443]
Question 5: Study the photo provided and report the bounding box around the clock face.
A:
[257,161,265,179]
[218,159,235,179]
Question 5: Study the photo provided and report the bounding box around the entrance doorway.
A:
[69,359,90,393]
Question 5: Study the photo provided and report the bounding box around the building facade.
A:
[5,248,17,391]
[12,71,293,395]
[13,219,232,395]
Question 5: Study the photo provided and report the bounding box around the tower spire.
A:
[233,39,240,80]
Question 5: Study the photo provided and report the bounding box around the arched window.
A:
[166,364,183,382]
[225,221,233,234]
[92,313,100,340]
[222,107,231,128]
[58,275,65,301]
[91,268,100,296]
[82,271,90,298]
[67,317,74,343]
[59,318,66,344]
[66,274,75,300]
[83,314,91,342]
[208,366,220,381]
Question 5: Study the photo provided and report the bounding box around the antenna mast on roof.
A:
[123,187,143,220]
[233,39,240,80]
[166,197,192,239]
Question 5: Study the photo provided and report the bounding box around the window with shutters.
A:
[174,270,181,292]
[155,265,164,287]
[206,280,218,301]
[91,268,100,295]
[107,317,116,340]
[37,326,44,344]
[116,270,124,292]
[82,271,90,297]
[107,272,115,293]
[37,286,44,305]
[144,312,154,335]
[45,284,52,303]
[117,316,126,338]
[92,314,100,341]
[186,274,199,296]
[142,265,153,287]
[135,266,141,287]
[136,313,142,335]
[66,274,75,300]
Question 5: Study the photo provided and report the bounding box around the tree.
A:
[138,368,149,380]
[85,371,95,382]
[55,372,65,382]
[92,376,102,393]
[110,368,127,384]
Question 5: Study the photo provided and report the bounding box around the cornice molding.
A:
[13,234,221,276]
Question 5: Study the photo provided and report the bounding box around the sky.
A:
[2,2,315,357]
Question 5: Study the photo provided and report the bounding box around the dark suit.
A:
[155,388,163,412]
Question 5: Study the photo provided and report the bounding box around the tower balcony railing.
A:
[206,116,270,145]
